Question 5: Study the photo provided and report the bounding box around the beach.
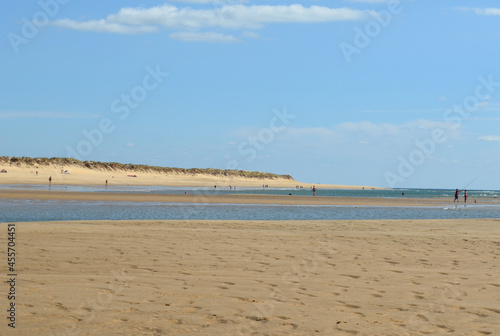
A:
[1,163,499,335]
[1,219,499,335]
[0,163,377,190]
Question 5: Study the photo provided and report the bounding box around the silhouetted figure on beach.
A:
[312,185,316,196]
[454,189,459,202]
[48,176,52,185]
[464,190,468,203]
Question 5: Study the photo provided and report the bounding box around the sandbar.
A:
[0,188,499,207]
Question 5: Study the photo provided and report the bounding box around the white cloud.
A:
[170,31,240,42]
[456,7,500,16]
[111,4,372,29]
[478,135,500,142]
[51,4,375,39]
[51,19,158,34]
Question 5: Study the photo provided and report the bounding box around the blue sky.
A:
[2,0,500,189]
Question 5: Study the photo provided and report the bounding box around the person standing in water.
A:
[464,190,468,203]
[312,185,316,196]
[48,176,52,185]
[454,189,459,202]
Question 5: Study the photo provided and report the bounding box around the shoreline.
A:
[1,189,499,207]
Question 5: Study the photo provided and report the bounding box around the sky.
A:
[1,0,500,190]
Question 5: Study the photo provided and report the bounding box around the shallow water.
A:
[1,184,499,199]
[1,198,499,222]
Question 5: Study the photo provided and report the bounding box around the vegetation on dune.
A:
[0,156,294,180]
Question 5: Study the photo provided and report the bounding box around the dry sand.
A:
[0,163,378,189]
[1,219,499,335]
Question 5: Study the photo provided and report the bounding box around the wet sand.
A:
[2,219,499,335]
[1,189,497,207]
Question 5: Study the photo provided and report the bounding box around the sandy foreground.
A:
[0,164,377,189]
[1,219,499,335]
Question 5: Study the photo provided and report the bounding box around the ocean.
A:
[1,184,500,222]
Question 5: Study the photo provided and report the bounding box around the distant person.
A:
[312,185,316,196]
[402,192,405,196]
[214,185,217,190]
[454,189,459,202]
[36,171,38,175]
[464,190,468,203]
[48,176,52,184]
[105,180,108,186]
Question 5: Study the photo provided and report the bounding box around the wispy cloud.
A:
[286,127,336,138]
[336,121,399,136]
[0,111,101,119]
[233,120,461,145]
[171,0,249,4]
[478,135,500,142]
[346,0,391,4]
[456,7,500,16]
[50,4,375,42]
[242,30,259,39]
[51,19,158,34]
[362,108,444,114]
[334,120,460,140]
[170,31,240,43]
[476,101,500,112]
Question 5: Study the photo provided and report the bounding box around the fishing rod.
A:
[462,176,479,191]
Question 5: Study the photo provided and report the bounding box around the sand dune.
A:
[0,160,377,189]
[2,219,499,335]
